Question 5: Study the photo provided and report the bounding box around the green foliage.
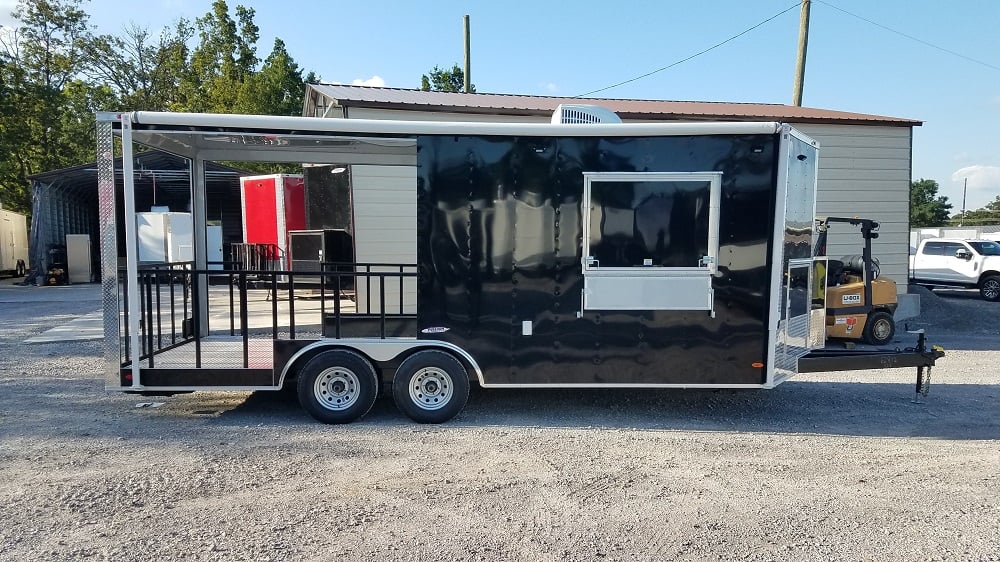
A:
[910,178,952,228]
[420,64,474,93]
[0,0,91,212]
[950,195,1000,226]
[182,0,259,112]
[0,0,315,213]
[236,39,305,116]
[82,22,192,111]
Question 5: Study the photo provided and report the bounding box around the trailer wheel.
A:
[979,275,1000,302]
[392,350,470,424]
[863,311,895,346]
[296,350,378,424]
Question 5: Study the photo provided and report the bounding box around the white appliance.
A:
[137,212,193,263]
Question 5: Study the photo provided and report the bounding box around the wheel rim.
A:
[313,367,361,411]
[984,279,1000,299]
[408,367,453,411]
[872,318,892,341]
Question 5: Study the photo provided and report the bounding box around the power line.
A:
[575,3,801,98]
[815,0,1000,72]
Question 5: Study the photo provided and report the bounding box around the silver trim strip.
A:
[478,383,768,389]
[114,386,281,392]
[112,382,774,392]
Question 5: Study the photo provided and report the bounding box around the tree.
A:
[420,64,474,93]
[82,22,193,111]
[0,0,316,211]
[0,0,91,212]
[910,179,952,227]
[179,0,259,113]
[235,38,305,116]
[950,195,1000,226]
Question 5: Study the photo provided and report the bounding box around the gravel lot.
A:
[0,280,997,561]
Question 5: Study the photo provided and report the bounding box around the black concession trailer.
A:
[97,110,941,424]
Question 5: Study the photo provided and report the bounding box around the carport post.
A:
[120,115,143,388]
[192,156,209,336]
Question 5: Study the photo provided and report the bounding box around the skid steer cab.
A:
[815,217,898,346]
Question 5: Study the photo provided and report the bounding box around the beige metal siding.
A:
[796,124,912,293]
[351,165,417,313]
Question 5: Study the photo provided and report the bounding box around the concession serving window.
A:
[580,171,722,314]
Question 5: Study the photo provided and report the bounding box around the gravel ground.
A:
[0,280,998,561]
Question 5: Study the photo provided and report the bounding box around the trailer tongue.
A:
[799,331,944,401]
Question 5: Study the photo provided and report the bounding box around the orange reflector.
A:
[751,362,764,368]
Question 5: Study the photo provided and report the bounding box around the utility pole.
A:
[463,15,471,93]
[792,0,811,106]
[961,177,968,225]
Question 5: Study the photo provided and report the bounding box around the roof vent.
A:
[551,104,622,124]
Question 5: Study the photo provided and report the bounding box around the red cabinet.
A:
[239,174,305,266]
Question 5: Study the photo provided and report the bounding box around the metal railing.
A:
[228,243,283,277]
[121,262,417,369]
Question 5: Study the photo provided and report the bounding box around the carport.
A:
[27,150,247,283]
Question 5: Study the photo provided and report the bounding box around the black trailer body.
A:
[99,111,894,423]
[416,134,788,386]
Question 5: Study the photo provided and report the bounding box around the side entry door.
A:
[581,172,721,315]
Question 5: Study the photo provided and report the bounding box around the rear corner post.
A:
[96,112,123,388]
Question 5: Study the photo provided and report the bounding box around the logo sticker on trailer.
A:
[421,327,450,334]
[842,294,862,304]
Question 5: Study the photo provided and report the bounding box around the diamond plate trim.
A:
[775,314,813,377]
[97,116,121,389]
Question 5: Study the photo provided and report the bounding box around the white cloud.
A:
[352,76,385,87]
[952,165,1000,191]
[543,83,558,93]
[951,165,1000,208]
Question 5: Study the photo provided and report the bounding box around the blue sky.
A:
[2,0,998,211]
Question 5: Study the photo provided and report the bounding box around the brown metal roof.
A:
[308,84,921,127]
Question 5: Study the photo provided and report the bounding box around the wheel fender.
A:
[278,340,484,390]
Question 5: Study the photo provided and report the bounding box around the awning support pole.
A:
[192,156,209,336]
[121,115,143,388]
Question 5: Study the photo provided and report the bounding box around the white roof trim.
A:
[129,111,782,137]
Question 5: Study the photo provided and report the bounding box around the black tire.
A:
[296,349,378,424]
[863,310,895,346]
[979,275,1000,302]
[392,350,470,424]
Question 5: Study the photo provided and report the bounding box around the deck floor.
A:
[140,335,289,370]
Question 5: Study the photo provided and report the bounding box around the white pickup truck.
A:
[909,238,1000,301]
